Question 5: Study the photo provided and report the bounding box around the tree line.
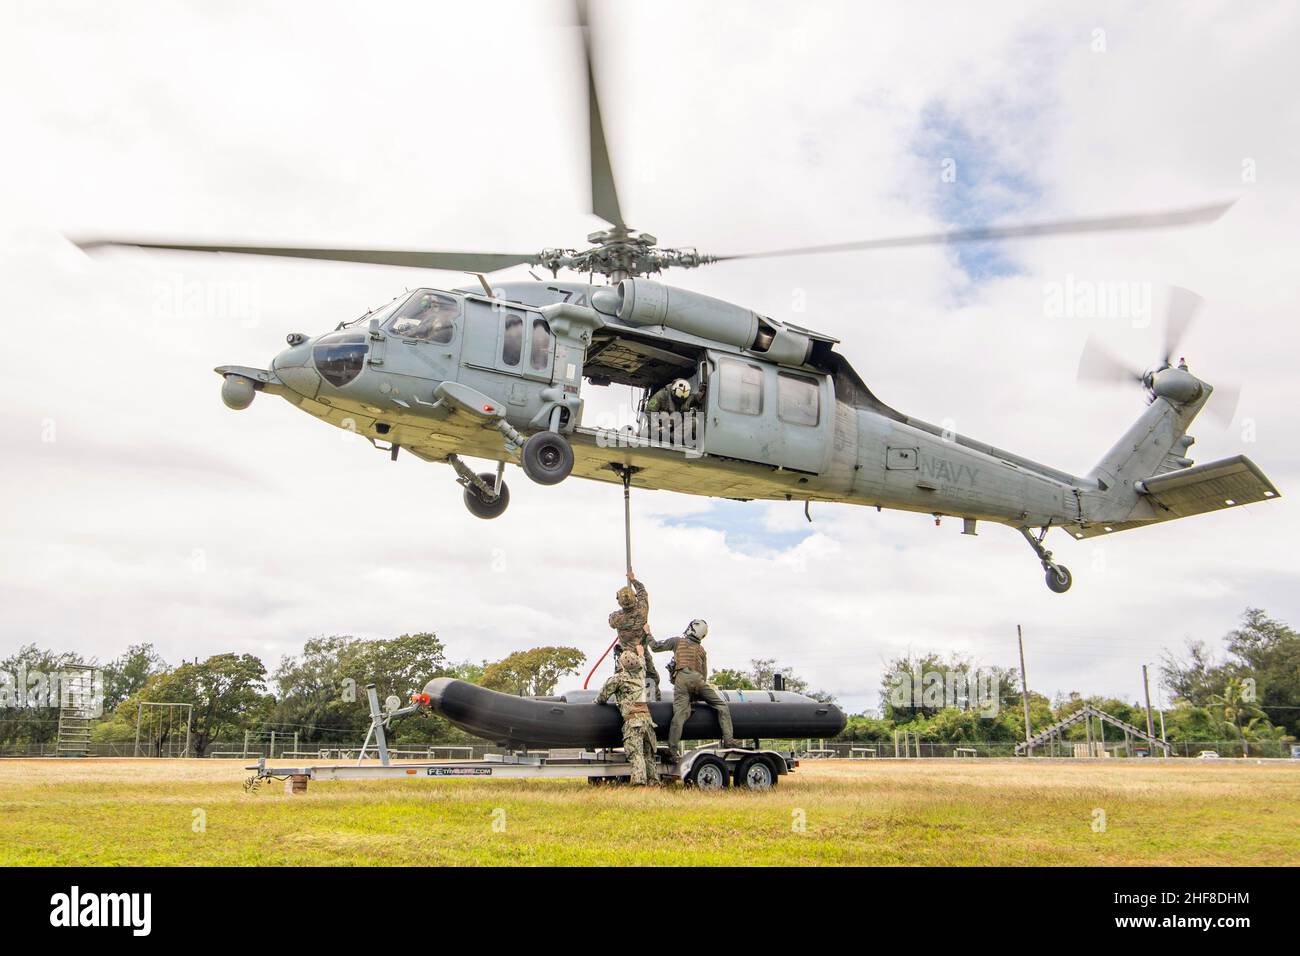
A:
[835,608,1298,750]
[1,607,1294,754]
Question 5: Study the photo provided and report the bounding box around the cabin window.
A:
[718,359,763,416]
[501,314,523,366]
[385,291,458,343]
[778,373,820,426]
[530,319,553,371]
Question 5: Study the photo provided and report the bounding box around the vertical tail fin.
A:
[1086,381,1212,517]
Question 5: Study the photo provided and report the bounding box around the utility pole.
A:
[1142,664,1156,746]
[1017,625,1033,754]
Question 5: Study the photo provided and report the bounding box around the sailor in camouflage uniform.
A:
[607,569,661,700]
[595,650,660,786]
[650,619,738,755]
[643,378,701,446]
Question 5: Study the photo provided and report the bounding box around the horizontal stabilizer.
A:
[1065,455,1279,538]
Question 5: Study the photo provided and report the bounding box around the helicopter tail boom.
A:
[1069,380,1279,536]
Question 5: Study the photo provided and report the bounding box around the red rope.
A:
[583,638,618,689]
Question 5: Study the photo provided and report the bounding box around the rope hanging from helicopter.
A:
[583,466,635,689]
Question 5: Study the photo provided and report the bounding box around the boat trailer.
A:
[244,683,797,792]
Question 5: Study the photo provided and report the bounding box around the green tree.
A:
[443,659,487,684]
[272,632,451,745]
[881,653,1016,723]
[123,653,270,757]
[710,668,755,690]
[0,645,88,747]
[840,714,895,742]
[745,658,836,704]
[1209,677,1268,756]
[104,643,165,713]
[481,647,585,697]
[1226,608,1300,736]
[1160,640,1234,708]
[1161,608,1300,739]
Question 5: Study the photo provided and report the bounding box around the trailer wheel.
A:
[685,755,729,790]
[736,756,777,791]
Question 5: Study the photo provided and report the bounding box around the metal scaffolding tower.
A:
[55,664,98,757]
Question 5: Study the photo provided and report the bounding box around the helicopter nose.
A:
[272,334,322,398]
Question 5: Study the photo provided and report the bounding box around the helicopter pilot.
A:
[390,292,458,342]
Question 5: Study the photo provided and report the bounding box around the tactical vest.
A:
[674,637,706,674]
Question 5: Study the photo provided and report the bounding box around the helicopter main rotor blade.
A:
[576,0,624,229]
[1077,337,1145,386]
[73,239,538,273]
[1162,285,1205,366]
[712,200,1236,262]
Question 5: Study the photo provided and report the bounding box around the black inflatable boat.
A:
[419,677,846,749]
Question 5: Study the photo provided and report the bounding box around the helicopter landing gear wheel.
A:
[1019,526,1074,595]
[1045,565,1072,593]
[463,472,509,519]
[521,431,574,486]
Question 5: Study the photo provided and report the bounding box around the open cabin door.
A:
[699,351,832,474]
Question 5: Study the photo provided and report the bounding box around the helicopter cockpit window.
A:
[312,332,369,387]
[530,319,553,371]
[385,291,459,343]
[778,372,820,426]
[502,314,524,366]
[717,359,763,416]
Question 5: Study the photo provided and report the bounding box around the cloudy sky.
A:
[2,0,1297,715]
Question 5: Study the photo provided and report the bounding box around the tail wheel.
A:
[463,473,509,519]
[685,755,729,790]
[735,755,777,791]
[521,431,574,485]
[1046,565,1072,593]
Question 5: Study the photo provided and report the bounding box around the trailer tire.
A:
[736,755,777,791]
[685,755,729,790]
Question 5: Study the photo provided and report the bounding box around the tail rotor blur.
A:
[1076,286,1240,426]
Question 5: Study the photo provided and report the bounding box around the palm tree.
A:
[1209,678,1267,756]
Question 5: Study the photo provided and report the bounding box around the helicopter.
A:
[75,2,1279,593]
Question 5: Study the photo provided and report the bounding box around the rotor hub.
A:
[535,226,715,282]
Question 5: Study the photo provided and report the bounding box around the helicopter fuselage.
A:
[216,278,1277,592]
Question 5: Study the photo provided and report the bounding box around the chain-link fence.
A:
[2,738,1295,759]
[771,739,1298,759]
[0,739,500,759]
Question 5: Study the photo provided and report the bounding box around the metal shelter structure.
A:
[1015,704,1171,757]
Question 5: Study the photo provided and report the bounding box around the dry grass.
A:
[0,757,1296,866]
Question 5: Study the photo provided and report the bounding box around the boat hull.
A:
[421,677,846,749]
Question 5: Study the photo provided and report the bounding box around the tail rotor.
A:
[1076,286,1240,425]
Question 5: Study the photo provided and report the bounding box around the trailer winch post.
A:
[358,684,391,767]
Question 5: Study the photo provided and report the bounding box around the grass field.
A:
[1,757,1296,866]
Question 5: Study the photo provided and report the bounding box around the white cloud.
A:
[1,0,1296,717]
